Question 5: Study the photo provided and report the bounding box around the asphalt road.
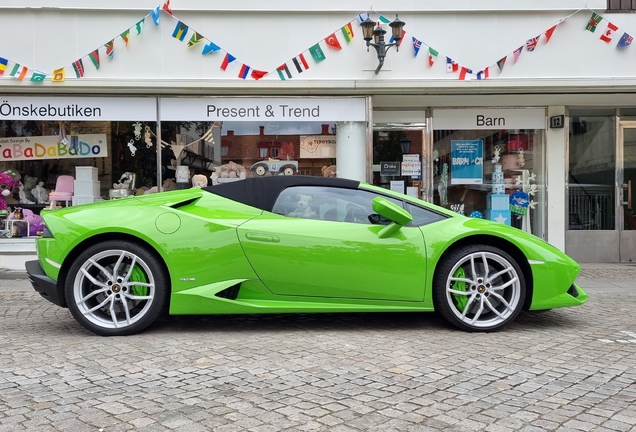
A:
[0,273,635,431]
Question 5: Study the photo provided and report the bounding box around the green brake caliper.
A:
[127,265,148,297]
[451,267,469,312]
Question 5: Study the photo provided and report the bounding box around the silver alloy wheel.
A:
[73,249,155,330]
[445,251,522,329]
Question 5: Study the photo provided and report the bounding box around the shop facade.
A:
[2,0,636,264]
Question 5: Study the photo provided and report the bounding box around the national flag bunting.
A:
[72,59,85,78]
[586,12,603,32]
[220,53,236,71]
[187,31,204,47]
[526,36,539,52]
[52,68,65,82]
[446,57,458,72]
[89,49,100,70]
[121,29,130,46]
[477,68,489,80]
[105,40,114,59]
[135,18,145,35]
[162,0,173,15]
[389,29,406,46]
[513,46,523,64]
[309,43,326,62]
[617,32,633,48]
[325,33,342,49]
[30,71,46,82]
[277,64,292,80]
[378,16,390,25]
[412,37,421,57]
[0,57,7,75]
[544,25,557,43]
[10,64,28,80]
[341,23,354,42]
[600,22,618,43]
[202,41,221,55]
[459,67,473,81]
[497,56,507,72]
[428,47,438,67]
[357,14,366,24]
[172,21,189,41]
[150,7,160,26]
[293,53,310,73]
[251,69,267,80]
[238,64,251,80]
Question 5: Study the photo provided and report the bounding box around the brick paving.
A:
[0,275,635,431]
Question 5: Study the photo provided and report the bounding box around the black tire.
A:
[65,240,169,336]
[433,244,526,332]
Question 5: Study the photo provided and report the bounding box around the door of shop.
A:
[619,122,636,262]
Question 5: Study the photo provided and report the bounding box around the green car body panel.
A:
[34,182,587,318]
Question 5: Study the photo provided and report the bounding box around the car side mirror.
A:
[372,197,413,238]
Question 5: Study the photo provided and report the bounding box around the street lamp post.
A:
[360,15,406,74]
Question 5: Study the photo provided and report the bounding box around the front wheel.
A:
[433,244,526,332]
[65,240,169,336]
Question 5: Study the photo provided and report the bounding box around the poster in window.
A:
[450,140,483,185]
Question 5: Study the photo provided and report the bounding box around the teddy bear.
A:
[321,165,337,177]
[287,194,317,219]
[191,174,208,188]
[211,161,247,185]
[0,170,21,217]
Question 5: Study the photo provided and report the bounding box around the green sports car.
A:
[26,176,587,336]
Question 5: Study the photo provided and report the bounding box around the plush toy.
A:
[191,174,208,188]
[162,178,177,191]
[112,172,136,190]
[321,165,337,177]
[287,194,317,219]
[0,170,21,217]
[211,161,247,185]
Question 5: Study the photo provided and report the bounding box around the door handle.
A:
[245,233,280,243]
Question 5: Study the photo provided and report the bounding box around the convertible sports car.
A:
[26,176,588,336]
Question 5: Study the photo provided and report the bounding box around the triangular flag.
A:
[497,56,507,72]
[72,59,85,78]
[617,32,633,48]
[187,31,204,47]
[30,71,46,83]
[459,67,473,81]
[172,21,189,41]
[309,43,326,62]
[220,53,236,71]
[389,29,406,46]
[251,69,268,80]
[446,57,458,72]
[412,37,421,57]
[238,64,251,80]
[341,23,354,42]
[162,0,173,15]
[51,68,65,82]
[513,46,523,64]
[89,49,100,70]
[277,64,291,80]
[544,25,556,43]
[526,36,539,52]
[428,47,438,67]
[135,18,145,35]
[586,12,603,32]
[150,7,160,25]
[121,29,130,46]
[10,64,28,80]
[325,33,342,49]
[600,22,618,43]
[202,41,221,55]
[105,40,115,59]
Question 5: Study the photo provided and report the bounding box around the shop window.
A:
[607,0,636,11]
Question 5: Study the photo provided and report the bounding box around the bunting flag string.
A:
[3,4,635,84]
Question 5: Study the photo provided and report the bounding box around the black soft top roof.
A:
[203,175,360,212]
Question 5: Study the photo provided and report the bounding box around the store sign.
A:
[450,140,483,185]
[160,97,367,122]
[433,108,545,130]
[380,161,400,176]
[401,155,421,176]
[299,135,336,159]
[0,97,157,121]
[0,134,108,162]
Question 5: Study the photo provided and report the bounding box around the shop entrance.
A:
[619,122,636,262]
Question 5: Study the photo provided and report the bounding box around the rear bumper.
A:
[25,260,65,307]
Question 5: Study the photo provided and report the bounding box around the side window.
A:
[271,186,401,225]
[405,202,446,227]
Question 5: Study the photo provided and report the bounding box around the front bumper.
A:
[25,260,65,307]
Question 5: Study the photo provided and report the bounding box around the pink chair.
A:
[48,175,74,209]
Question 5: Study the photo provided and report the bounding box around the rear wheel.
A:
[65,240,169,336]
[433,244,525,331]
[281,166,296,176]
[254,165,267,176]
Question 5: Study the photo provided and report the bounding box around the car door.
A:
[237,186,427,301]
